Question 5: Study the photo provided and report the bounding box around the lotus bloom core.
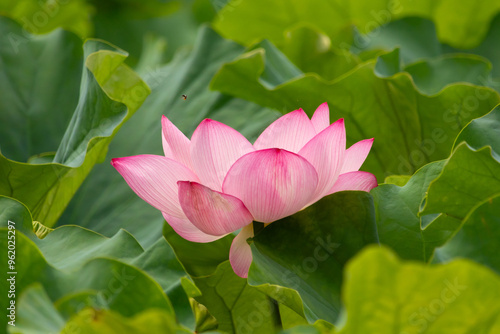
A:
[111,103,377,277]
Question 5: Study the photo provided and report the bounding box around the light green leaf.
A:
[383,175,411,186]
[61,308,185,334]
[354,16,498,91]
[337,246,500,334]
[371,161,460,262]
[0,0,92,38]
[214,0,500,49]
[421,144,500,220]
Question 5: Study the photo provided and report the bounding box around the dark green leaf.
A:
[433,194,500,274]
[0,18,150,227]
[421,144,500,220]
[192,261,280,334]
[249,191,378,323]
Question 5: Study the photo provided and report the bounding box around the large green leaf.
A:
[249,191,379,324]
[164,224,282,334]
[191,262,280,334]
[0,18,150,227]
[60,308,187,334]
[371,161,460,262]
[353,17,498,94]
[337,246,500,334]
[371,105,500,265]
[419,106,500,222]
[214,0,500,49]
[35,227,143,271]
[427,107,500,271]
[14,284,185,334]
[14,284,66,334]
[60,26,279,247]
[453,105,500,159]
[0,0,92,38]
[433,194,500,274]
[210,44,499,179]
[0,16,82,162]
[0,196,193,332]
[421,144,500,220]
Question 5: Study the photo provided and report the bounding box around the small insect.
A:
[182,94,187,100]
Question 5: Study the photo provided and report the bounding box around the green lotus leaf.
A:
[249,191,379,324]
[0,17,150,228]
[0,196,194,331]
[337,246,500,334]
[371,161,461,262]
[210,43,499,179]
[0,0,92,38]
[433,194,500,274]
[453,105,500,160]
[14,283,186,334]
[421,144,500,220]
[214,0,500,49]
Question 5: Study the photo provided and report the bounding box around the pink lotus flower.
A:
[111,103,377,278]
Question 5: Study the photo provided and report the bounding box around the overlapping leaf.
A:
[210,43,499,179]
[425,106,500,272]
[0,17,150,227]
[0,196,193,332]
[164,224,281,334]
[371,160,460,262]
[214,0,500,48]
